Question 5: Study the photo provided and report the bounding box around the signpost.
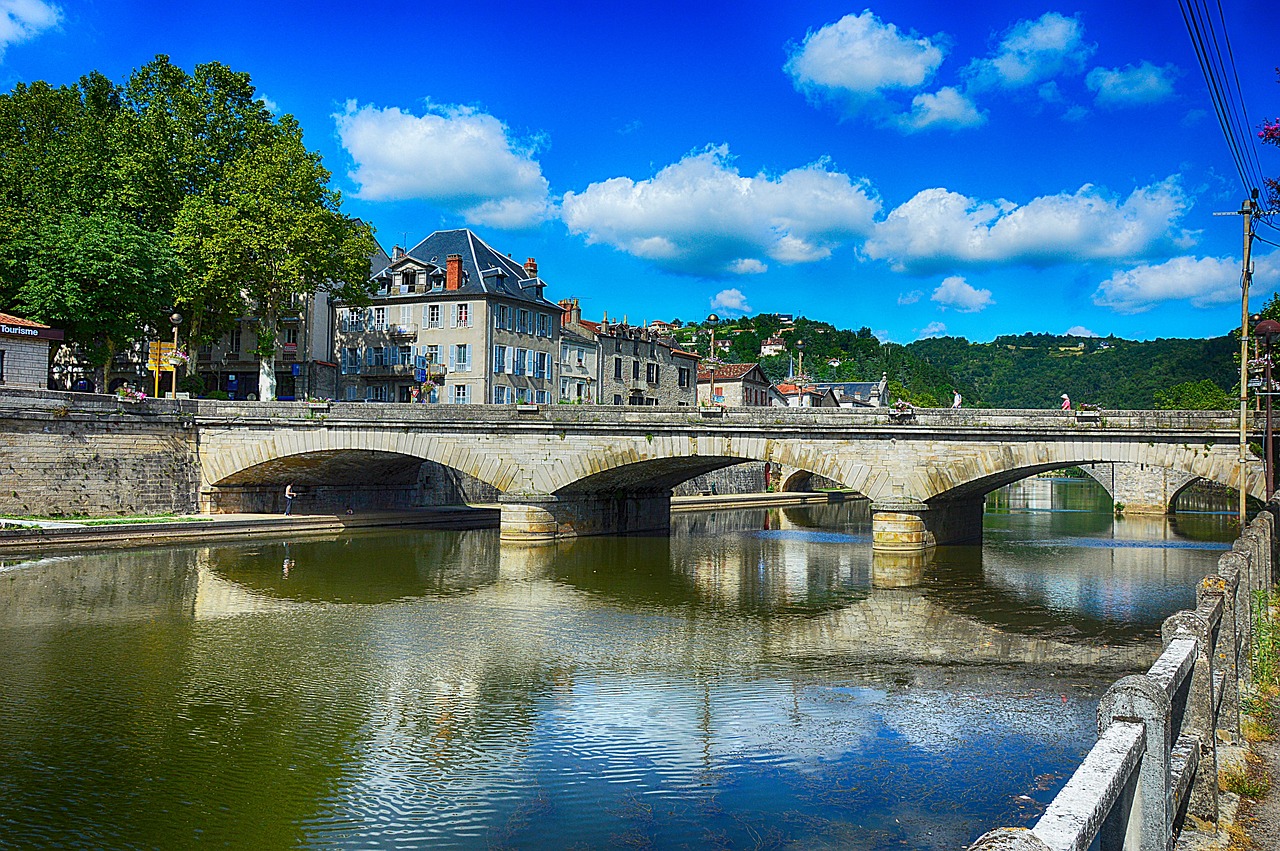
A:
[148,341,177,397]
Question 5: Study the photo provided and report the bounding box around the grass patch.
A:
[79,516,211,526]
[1254,588,1279,690]
[1242,690,1277,742]
[1221,752,1272,799]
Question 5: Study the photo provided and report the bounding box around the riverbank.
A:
[0,491,852,554]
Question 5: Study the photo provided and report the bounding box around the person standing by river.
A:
[284,483,296,515]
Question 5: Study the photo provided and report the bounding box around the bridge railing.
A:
[968,505,1273,851]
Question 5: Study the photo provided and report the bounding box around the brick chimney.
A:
[524,257,538,278]
[445,254,462,291]
[558,297,581,326]
[392,245,405,261]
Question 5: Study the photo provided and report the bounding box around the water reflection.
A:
[0,478,1236,850]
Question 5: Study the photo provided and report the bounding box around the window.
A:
[425,344,441,365]
[402,271,416,291]
[534,351,548,379]
[345,385,358,401]
[537,313,551,337]
[535,390,550,404]
[613,394,623,405]
[373,306,387,330]
[576,348,585,367]
[342,348,360,374]
[366,384,388,402]
[398,345,412,366]
[632,360,640,380]
[678,367,690,388]
[561,343,570,364]
[561,378,570,399]
[452,384,470,404]
[230,327,242,353]
[400,305,413,326]
[614,358,622,380]
[614,338,622,353]
[453,303,471,328]
[632,340,639,356]
[503,305,513,330]
[493,385,509,404]
[284,327,299,345]
[451,344,470,372]
[518,309,530,333]
[494,345,508,374]
[646,363,657,384]
[649,342,655,358]
[514,348,527,376]
[371,346,387,367]
[516,387,529,403]
[426,304,442,329]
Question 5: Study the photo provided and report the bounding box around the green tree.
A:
[18,213,178,377]
[173,120,376,400]
[1154,379,1234,410]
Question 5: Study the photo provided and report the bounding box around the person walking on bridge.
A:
[1060,393,1071,410]
[952,390,962,408]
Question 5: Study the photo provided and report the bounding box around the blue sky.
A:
[4,0,1280,342]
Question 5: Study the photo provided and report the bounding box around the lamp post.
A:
[169,312,183,398]
[1255,319,1280,498]
[796,339,806,382]
[705,313,719,363]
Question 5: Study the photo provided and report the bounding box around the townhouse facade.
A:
[334,229,561,404]
[697,363,773,407]
[559,300,697,406]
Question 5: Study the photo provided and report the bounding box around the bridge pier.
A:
[870,497,985,552]
[498,491,673,542]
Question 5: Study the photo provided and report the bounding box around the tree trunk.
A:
[258,308,278,401]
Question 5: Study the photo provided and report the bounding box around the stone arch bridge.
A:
[194,402,1260,551]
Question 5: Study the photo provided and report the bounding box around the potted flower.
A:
[166,350,191,368]
[116,386,147,403]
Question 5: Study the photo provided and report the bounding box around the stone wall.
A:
[0,336,51,391]
[0,393,198,516]
[673,461,775,496]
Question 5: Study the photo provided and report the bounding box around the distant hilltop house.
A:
[647,319,677,333]
[697,362,772,407]
[759,336,786,357]
[0,312,63,390]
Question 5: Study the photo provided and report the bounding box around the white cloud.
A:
[897,289,923,305]
[334,100,551,228]
[0,0,60,58]
[1092,253,1280,314]
[258,94,280,114]
[895,86,986,132]
[931,276,994,312]
[561,145,881,276]
[785,10,945,98]
[965,12,1094,91]
[864,177,1196,273]
[1086,61,1178,108]
[711,288,753,313]
[1065,325,1099,337]
[918,321,948,338]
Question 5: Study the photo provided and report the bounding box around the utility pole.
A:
[1218,193,1258,524]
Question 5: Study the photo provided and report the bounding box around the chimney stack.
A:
[445,254,462,291]
[558,297,581,326]
[393,245,405,261]
[524,257,538,278]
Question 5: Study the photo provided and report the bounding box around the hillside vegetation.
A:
[674,315,1237,409]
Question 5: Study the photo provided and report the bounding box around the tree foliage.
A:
[1154,379,1234,410]
[0,56,374,394]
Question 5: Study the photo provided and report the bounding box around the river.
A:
[0,477,1236,850]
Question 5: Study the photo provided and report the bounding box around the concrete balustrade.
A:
[970,504,1276,851]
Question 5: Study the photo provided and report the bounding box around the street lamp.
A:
[1255,318,1280,498]
[795,339,805,382]
[705,313,720,362]
[170,312,182,397]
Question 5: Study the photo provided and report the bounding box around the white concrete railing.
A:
[969,505,1274,851]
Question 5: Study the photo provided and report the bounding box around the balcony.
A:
[388,323,417,338]
[359,363,416,378]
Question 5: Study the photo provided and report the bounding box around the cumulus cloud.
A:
[931,276,994,312]
[561,145,881,277]
[334,100,551,228]
[711,288,753,313]
[864,177,1196,273]
[785,10,945,98]
[965,12,1094,91]
[258,94,280,114]
[0,0,60,58]
[897,289,923,305]
[895,86,986,132]
[1065,325,1099,337]
[1086,61,1178,108]
[1092,253,1279,314]
[918,321,948,338]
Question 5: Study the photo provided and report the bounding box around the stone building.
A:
[0,312,62,390]
[559,301,697,406]
[557,299,599,404]
[697,363,773,407]
[335,229,561,404]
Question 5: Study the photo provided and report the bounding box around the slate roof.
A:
[371,228,558,308]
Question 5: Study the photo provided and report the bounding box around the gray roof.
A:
[371,228,557,308]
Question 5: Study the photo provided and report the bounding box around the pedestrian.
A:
[1060,393,1071,410]
[952,390,962,408]
[284,483,296,515]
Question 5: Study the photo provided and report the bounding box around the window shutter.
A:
[450,305,458,328]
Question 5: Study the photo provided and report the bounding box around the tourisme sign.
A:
[0,321,63,342]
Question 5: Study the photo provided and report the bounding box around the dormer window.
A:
[402,271,417,291]
[430,272,444,291]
